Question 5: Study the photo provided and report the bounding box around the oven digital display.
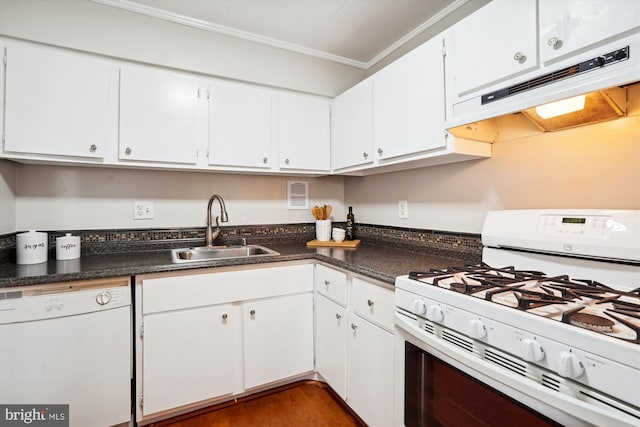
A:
[561,217,586,224]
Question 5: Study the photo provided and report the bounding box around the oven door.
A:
[393,310,639,427]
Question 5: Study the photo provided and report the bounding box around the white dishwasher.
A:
[0,277,132,427]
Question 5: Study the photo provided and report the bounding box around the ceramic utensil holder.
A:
[315,220,332,242]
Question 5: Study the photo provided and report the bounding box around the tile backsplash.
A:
[0,223,482,263]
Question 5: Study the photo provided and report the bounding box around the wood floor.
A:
[151,381,366,427]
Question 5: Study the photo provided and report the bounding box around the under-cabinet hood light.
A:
[535,95,586,119]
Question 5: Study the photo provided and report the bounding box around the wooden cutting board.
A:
[306,239,361,248]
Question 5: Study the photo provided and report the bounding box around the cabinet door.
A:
[209,81,273,168]
[347,313,394,427]
[3,43,118,159]
[142,304,235,415]
[119,66,205,164]
[315,294,347,399]
[243,292,314,389]
[278,93,330,171]
[539,0,640,63]
[331,78,373,170]
[450,0,537,96]
[373,36,447,161]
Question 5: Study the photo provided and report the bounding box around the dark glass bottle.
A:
[346,206,355,240]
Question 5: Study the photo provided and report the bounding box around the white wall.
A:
[345,115,640,234]
[0,160,16,234]
[0,0,364,97]
[13,165,344,231]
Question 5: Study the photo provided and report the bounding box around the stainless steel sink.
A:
[171,245,280,263]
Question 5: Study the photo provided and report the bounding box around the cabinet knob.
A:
[284,158,290,165]
[89,144,97,153]
[222,313,228,320]
[250,309,256,316]
[513,52,527,64]
[125,147,132,155]
[548,37,562,49]
[336,313,342,320]
[263,157,268,164]
[324,280,330,286]
[351,323,358,330]
[363,152,368,159]
[377,148,383,155]
[367,299,374,307]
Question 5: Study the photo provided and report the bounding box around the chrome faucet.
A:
[205,194,229,247]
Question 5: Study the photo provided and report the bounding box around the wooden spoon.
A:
[312,205,321,220]
[325,204,332,219]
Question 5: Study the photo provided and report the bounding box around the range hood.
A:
[446,34,640,143]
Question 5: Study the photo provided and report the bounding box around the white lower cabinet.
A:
[348,312,394,427]
[244,292,314,389]
[142,304,236,415]
[315,294,348,399]
[314,264,394,426]
[136,263,314,423]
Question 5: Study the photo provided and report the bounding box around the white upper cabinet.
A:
[209,81,273,169]
[539,0,640,63]
[449,0,538,97]
[119,65,207,165]
[278,92,330,172]
[331,78,373,171]
[2,43,118,159]
[373,36,447,160]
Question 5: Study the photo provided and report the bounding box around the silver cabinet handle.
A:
[222,313,228,320]
[125,147,132,155]
[284,158,290,165]
[351,323,358,330]
[377,148,383,155]
[250,309,255,316]
[263,157,268,164]
[513,52,527,64]
[363,152,368,159]
[367,299,374,307]
[548,37,562,49]
[89,144,97,153]
[336,313,342,320]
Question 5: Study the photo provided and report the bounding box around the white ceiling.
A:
[91,0,468,68]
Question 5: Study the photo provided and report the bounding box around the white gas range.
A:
[394,209,640,427]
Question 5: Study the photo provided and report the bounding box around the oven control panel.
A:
[537,214,613,238]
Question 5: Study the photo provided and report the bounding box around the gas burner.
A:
[561,307,616,333]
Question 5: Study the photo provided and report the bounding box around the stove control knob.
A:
[557,351,585,378]
[412,299,427,316]
[467,319,487,339]
[520,338,545,362]
[426,305,444,322]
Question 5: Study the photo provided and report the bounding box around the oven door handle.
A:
[394,312,639,427]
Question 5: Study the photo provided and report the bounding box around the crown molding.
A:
[90,0,468,70]
[365,0,469,69]
[90,0,368,69]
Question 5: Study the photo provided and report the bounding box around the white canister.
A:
[16,230,48,265]
[56,233,81,260]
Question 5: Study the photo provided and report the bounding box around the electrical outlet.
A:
[133,201,154,220]
[398,200,408,219]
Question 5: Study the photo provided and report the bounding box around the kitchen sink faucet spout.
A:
[206,194,229,247]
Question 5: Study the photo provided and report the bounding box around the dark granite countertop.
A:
[0,241,468,288]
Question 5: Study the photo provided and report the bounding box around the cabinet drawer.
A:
[314,264,347,306]
[351,278,394,331]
